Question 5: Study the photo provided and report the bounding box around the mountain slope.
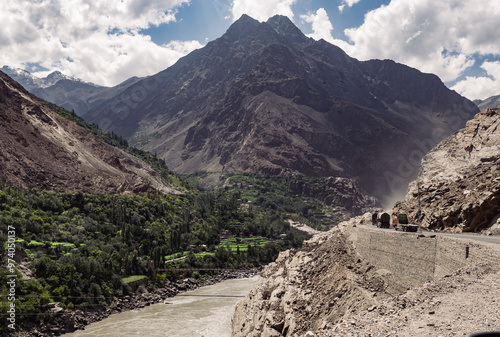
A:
[0,70,180,194]
[85,14,478,201]
[30,78,106,116]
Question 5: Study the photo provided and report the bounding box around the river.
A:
[64,277,258,337]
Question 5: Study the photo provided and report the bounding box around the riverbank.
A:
[64,276,259,337]
[15,268,259,337]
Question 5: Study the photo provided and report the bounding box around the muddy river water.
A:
[64,277,258,337]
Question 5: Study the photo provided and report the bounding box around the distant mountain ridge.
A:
[84,14,478,201]
[1,65,142,116]
[1,65,93,90]
[474,94,500,110]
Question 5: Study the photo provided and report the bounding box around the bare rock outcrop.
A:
[394,108,500,233]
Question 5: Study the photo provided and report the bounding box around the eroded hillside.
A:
[232,223,390,337]
[0,70,180,194]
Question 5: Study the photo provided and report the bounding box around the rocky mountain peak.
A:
[84,14,478,202]
[46,70,64,78]
[266,15,307,43]
[44,70,69,86]
[224,14,260,40]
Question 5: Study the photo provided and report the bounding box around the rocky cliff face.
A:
[286,176,379,218]
[394,108,500,233]
[85,14,478,201]
[0,70,179,194]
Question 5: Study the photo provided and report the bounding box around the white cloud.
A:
[0,0,202,86]
[230,0,297,22]
[299,8,361,58]
[338,0,361,13]
[451,61,500,100]
[334,0,500,84]
[482,61,500,82]
[301,9,334,43]
[344,0,362,6]
[49,33,202,87]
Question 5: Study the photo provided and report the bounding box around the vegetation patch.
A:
[50,242,76,249]
[184,171,345,231]
[122,275,148,285]
[220,237,271,252]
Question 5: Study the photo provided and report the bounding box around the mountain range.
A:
[0,66,86,91]
[82,15,478,201]
[1,65,142,117]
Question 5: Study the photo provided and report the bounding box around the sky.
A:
[1,0,499,101]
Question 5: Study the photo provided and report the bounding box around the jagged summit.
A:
[224,14,260,40]
[44,70,77,87]
[266,15,308,43]
[225,14,309,45]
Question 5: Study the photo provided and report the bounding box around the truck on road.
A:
[393,213,419,232]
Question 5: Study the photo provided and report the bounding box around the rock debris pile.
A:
[298,263,500,337]
[232,217,500,337]
[232,224,390,337]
